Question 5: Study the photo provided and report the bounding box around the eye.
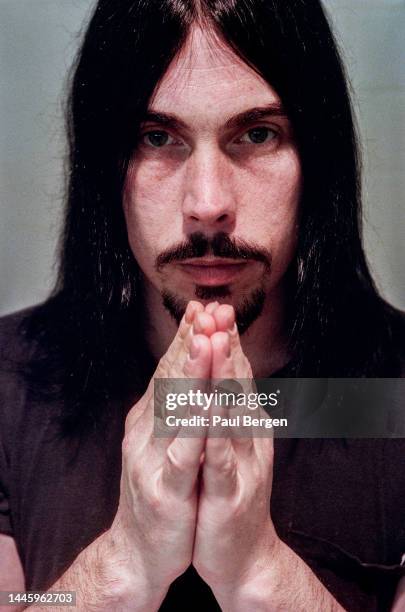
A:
[239,127,278,144]
[142,130,174,147]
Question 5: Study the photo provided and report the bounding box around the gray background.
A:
[0,0,404,316]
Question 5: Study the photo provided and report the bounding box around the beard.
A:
[157,231,271,335]
[162,285,266,335]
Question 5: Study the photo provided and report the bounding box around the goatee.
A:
[162,286,266,335]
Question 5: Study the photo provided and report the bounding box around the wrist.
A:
[95,527,169,611]
[214,538,344,612]
[211,536,284,612]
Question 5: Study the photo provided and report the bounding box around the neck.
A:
[143,282,290,378]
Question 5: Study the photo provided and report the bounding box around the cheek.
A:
[123,162,182,269]
[234,149,301,285]
[237,149,301,245]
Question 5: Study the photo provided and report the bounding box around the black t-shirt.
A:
[1,308,405,611]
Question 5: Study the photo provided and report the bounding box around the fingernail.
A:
[206,301,219,313]
[185,302,194,324]
[190,338,201,359]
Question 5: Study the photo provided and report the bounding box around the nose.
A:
[182,144,236,234]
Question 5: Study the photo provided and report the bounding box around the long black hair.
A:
[22,0,403,432]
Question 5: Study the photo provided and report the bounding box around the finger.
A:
[212,304,235,332]
[185,300,205,324]
[193,311,217,337]
[205,301,220,315]
[161,300,204,365]
[139,317,211,441]
[211,330,253,398]
[153,333,211,436]
[203,435,238,498]
[211,331,231,376]
[162,433,206,499]
[151,302,206,424]
[124,305,210,486]
[210,331,254,452]
[128,334,210,483]
[168,309,216,375]
[127,301,205,434]
[228,323,253,379]
[183,334,212,378]
[160,334,211,496]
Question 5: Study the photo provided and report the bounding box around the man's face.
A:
[123,26,301,333]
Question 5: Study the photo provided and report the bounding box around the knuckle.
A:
[230,497,248,520]
[156,358,184,382]
[182,357,195,378]
[154,378,171,417]
[124,409,136,434]
[127,465,142,492]
[221,458,237,478]
[166,444,196,474]
[206,449,236,476]
[121,434,132,461]
[178,318,190,341]
[121,429,145,468]
[155,358,170,379]
[124,395,148,433]
[144,487,164,515]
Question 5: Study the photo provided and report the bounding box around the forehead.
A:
[149,26,282,124]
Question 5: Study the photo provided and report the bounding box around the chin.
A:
[194,284,232,300]
[162,285,266,336]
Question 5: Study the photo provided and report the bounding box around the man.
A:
[0,0,404,610]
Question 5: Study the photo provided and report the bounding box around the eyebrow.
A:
[142,103,288,132]
[224,104,287,130]
[142,111,186,132]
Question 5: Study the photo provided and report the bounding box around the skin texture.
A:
[18,299,343,611]
[192,303,277,590]
[0,534,25,612]
[109,301,212,598]
[123,25,301,377]
[2,24,348,612]
[116,26,343,611]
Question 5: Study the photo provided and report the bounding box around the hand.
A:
[108,301,213,605]
[192,304,280,606]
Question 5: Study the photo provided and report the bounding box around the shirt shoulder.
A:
[0,306,36,426]
[0,305,36,358]
[0,305,42,538]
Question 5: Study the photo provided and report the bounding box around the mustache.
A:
[155,232,271,271]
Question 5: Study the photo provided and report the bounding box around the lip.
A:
[178,259,249,285]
